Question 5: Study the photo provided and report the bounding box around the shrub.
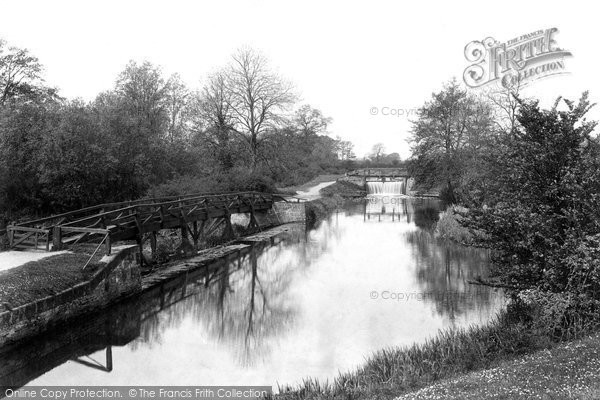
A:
[435,206,474,244]
[465,94,600,303]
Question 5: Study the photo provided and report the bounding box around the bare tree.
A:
[225,48,296,168]
[478,81,524,136]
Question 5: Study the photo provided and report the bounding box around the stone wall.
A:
[0,245,141,347]
[255,201,306,227]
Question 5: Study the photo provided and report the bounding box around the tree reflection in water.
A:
[130,226,318,367]
[8,198,506,388]
[405,227,500,325]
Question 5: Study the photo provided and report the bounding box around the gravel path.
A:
[0,250,69,273]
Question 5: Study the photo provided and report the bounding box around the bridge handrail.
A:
[272,194,308,203]
[348,168,409,176]
[54,192,274,228]
[11,191,272,228]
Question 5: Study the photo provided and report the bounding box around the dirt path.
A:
[295,181,336,199]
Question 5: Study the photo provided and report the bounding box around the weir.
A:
[366,181,405,195]
[347,168,410,195]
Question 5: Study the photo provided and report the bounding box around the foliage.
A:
[0,39,354,222]
[434,206,475,244]
[464,93,600,323]
[276,302,591,400]
[408,79,496,203]
[319,180,365,198]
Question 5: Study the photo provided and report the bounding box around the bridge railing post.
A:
[52,226,62,251]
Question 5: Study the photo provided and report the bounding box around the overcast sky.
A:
[1,0,597,158]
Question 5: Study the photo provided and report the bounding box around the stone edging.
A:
[0,245,138,328]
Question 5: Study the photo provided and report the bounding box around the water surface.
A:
[1,197,503,388]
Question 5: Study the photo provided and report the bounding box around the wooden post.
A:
[150,231,157,258]
[52,226,62,251]
[137,235,144,268]
[224,215,234,239]
[105,234,112,255]
[8,227,14,247]
[106,346,113,372]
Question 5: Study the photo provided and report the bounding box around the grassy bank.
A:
[275,301,598,399]
[396,333,600,399]
[0,247,106,309]
[320,180,366,198]
[304,180,366,227]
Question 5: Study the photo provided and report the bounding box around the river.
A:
[0,196,504,389]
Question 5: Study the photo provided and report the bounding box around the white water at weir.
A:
[367,181,405,195]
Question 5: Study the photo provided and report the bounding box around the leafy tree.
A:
[192,71,240,171]
[293,104,331,137]
[337,138,355,160]
[465,93,600,307]
[409,79,495,203]
[0,39,44,105]
[370,143,386,162]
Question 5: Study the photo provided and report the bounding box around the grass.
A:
[320,180,366,198]
[304,181,365,227]
[275,307,596,400]
[305,196,342,227]
[0,245,105,309]
[396,333,600,399]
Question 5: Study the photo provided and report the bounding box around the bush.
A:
[518,289,600,339]
[146,168,276,199]
[305,196,342,227]
[465,94,600,305]
[434,206,474,244]
[319,180,366,198]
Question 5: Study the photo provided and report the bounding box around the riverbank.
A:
[0,248,106,309]
[142,223,304,292]
[304,180,366,226]
[396,333,600,399]
[276,308,598,399]
[0,211,307,345]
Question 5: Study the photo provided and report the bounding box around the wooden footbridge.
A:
[6,192,296,255]
[347,168,409,181]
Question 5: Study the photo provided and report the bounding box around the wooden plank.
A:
[11,231,36,247]
[7,226,50,234]
[59,226,110,234]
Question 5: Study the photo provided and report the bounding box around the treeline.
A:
[0,41,355,220]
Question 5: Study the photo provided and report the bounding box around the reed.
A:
[275,309,569,399]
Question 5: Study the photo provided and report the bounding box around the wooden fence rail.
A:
[7,191,282,253]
